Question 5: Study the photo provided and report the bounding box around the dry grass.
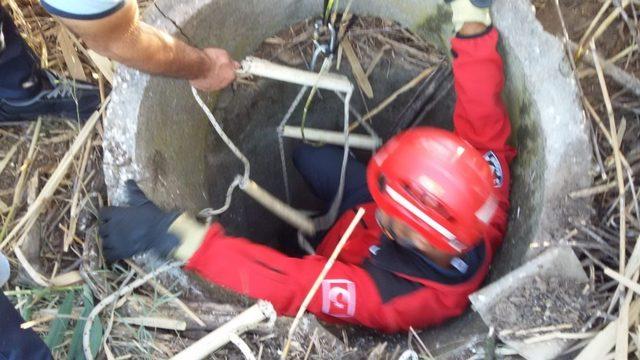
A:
[536,1,640,358]
[0,1,197,359]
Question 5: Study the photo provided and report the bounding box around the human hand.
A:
[445,0,492,33]
[190,48,240,92]
[99,180,180,261]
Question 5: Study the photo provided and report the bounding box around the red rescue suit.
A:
[185,28,516,333]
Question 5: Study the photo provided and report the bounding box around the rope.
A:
[229,333,257,360]
[191,87,250,220]
[311,89,352,231]
[277,86,309,204]
[334,90,380,155]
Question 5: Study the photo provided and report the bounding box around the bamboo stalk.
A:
[57,26,87,81]
[593,38,633,355]
[125,260,206,327]
[374,34,441,64]
[239,57,353,93]
[64,137,93,251]
[366,45,390,77]
[14,246,48,287]
[576,0,613,56]
[575,300,640,360]
[0,120,41,246]
[591,40,626,275]
[171,301,276,360]
[500,323,573,337]
[0,98,109,251]
[350,65,436,130]
[608,44,639,64]
[523,331,598,345]
[570,182,617,199]
[282,126,381,150]
[20,314,56,329]
[570,41,640,97]
[590,0,631,46]
[0,141,21,177]
[342,38,374,98]
[281,208,365,359]
[605,268,640,297]
[240,179,316,235]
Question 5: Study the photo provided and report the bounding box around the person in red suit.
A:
[99,0,516,333]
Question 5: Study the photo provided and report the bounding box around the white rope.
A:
[229,333,257,360]
[334,91,381,155]
[198,176,242,219]
[277,86,309,204]
[311,89,352,232]
[191,87,250,220]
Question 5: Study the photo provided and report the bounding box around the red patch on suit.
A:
[321,279,356,318]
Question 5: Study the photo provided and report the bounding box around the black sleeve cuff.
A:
[455,24,494,39]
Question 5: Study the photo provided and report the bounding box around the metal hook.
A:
[310,21,337,71]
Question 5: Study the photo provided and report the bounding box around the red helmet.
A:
[367,127,498,254]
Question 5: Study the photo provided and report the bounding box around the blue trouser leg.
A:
[0,291,52,360]
[0,6,42,100]
[293,144,373,216]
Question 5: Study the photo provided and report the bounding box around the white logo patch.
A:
[321,279,356,318]
[483,151,504,188]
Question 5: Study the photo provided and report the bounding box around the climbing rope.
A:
[191,86,249,220]
[277,86,308,205]
[312,89,352,232]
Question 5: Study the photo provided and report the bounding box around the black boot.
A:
[0,69,101,124]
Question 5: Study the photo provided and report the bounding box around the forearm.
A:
[184,226,410,331]
[451,27,511,151]
[98,22,211,80]
[58,0,210,81]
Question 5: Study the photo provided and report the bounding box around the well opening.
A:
[190,18,455,250]
[104,0,592,355]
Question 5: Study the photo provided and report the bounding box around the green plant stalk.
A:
[69,286,102,360]
[44,290,75,351]
[324,0,335,24]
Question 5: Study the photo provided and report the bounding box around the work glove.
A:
[445,0,492,32]
[99,180,181,262]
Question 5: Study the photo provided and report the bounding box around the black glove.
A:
[99,180,180,262]
[444,0,492,8]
